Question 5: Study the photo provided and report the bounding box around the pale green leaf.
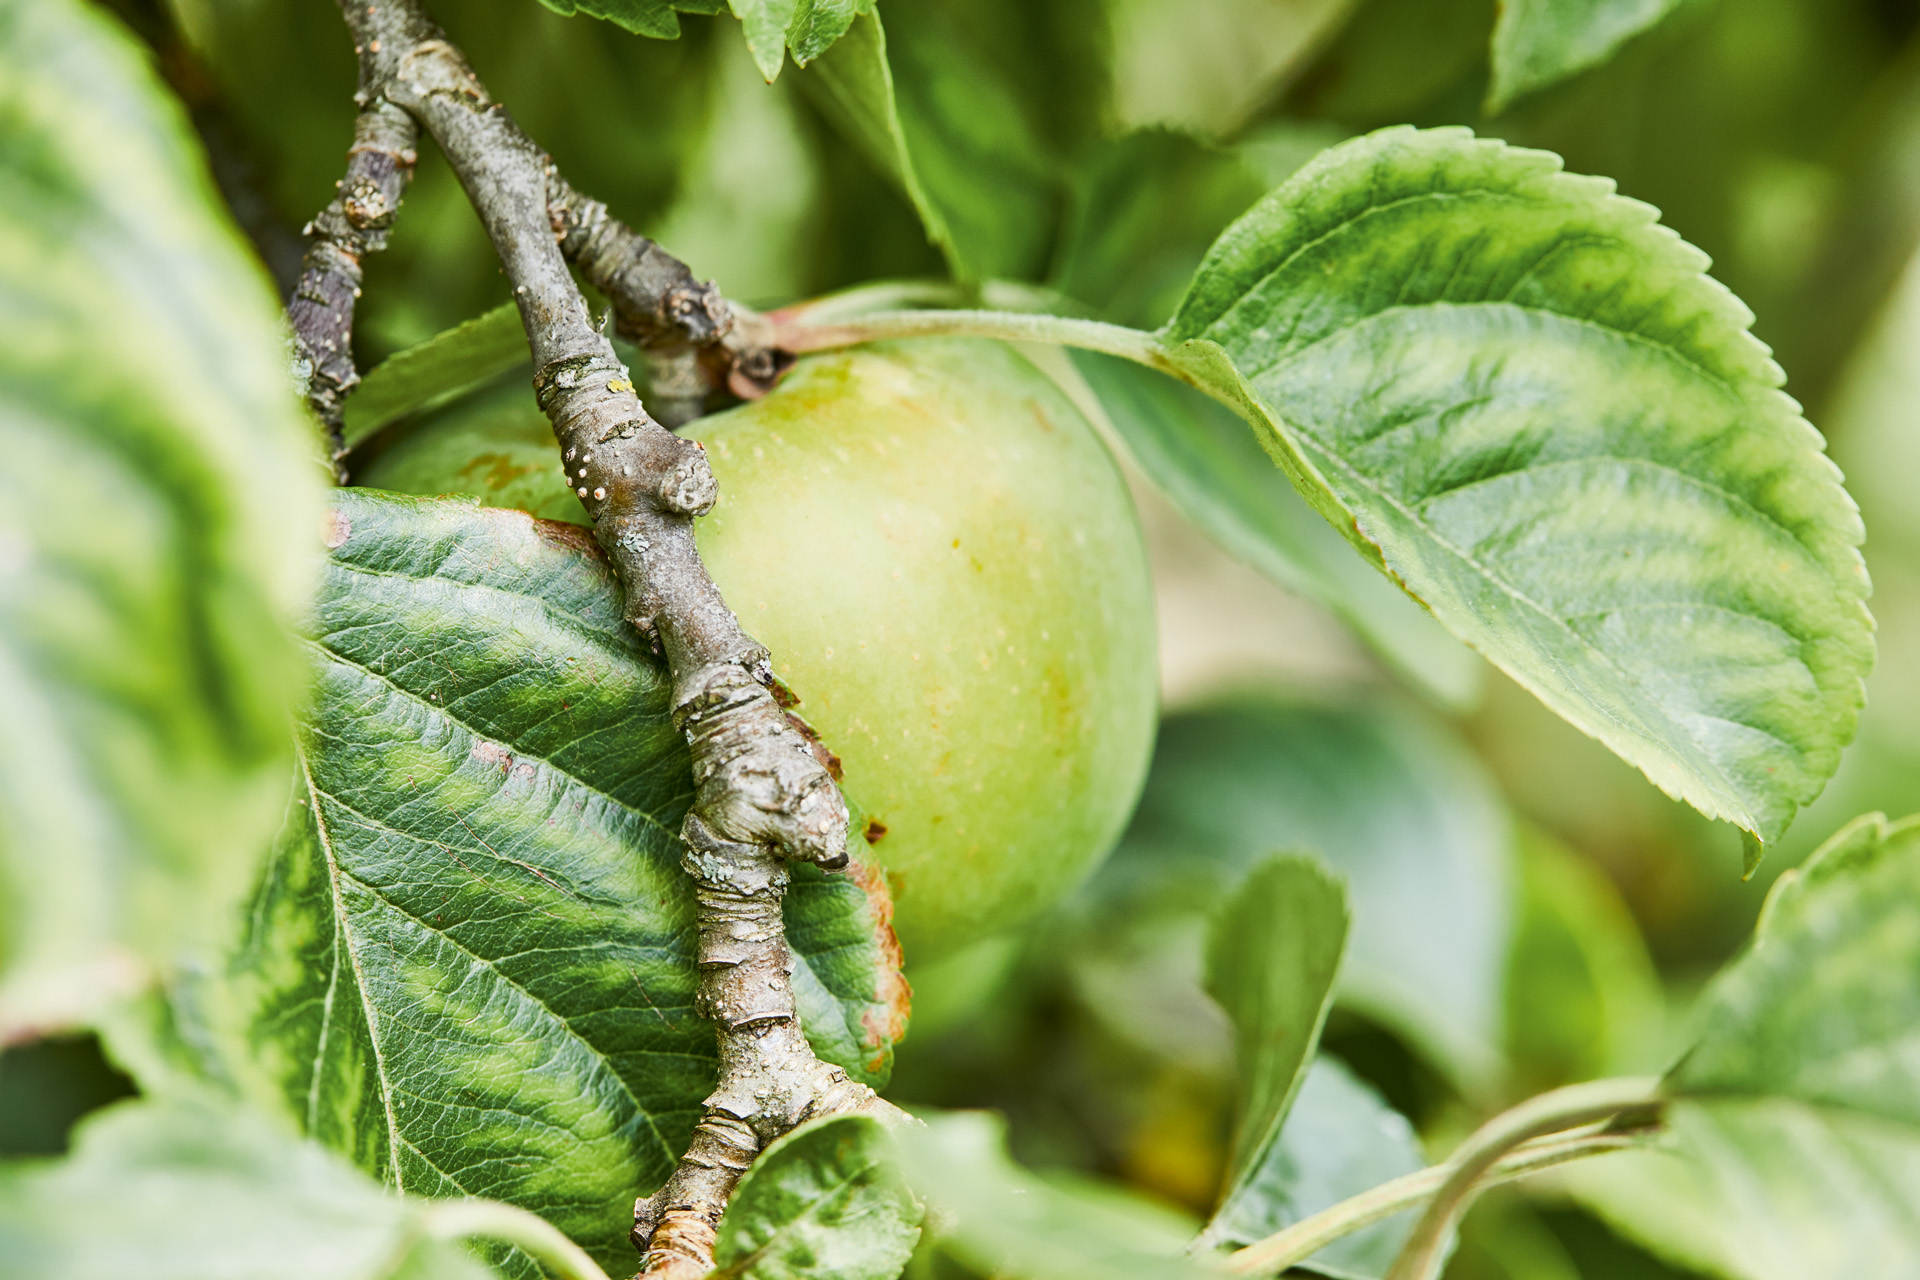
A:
[1164,126,1872,847]
[799,10,1055,281]
[0,0,322,1034]
[899,1112,1221,1280]
[1206,856,1350,1216]
[1087,698,1513,1085]
[1202,1057,1424,1280]
[1566,811,1920,1280]
[730,0,796,81]
[1070,351,1480,707]
[342,305,525,449]
[122,491,905,1278]
[785,0,875,66]
[0,1095,493,1280]
[714,1115,921,1280]
[1487,0,1689,113]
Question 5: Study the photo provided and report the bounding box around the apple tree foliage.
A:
[2,0,1916,1278]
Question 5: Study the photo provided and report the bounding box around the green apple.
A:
[359,338,1159,960]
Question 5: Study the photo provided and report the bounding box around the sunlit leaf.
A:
[0,1095,494,1280]
[1568,811,1920,1280]
[1164,126,1872,847]
[713,1115,921,1280]
[0,0,322,1035]
[1071,352,1480,707]
[1486,0,1689,113]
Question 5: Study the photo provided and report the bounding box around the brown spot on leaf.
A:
[323,508,352,550]
[845,851,911,1060]
[863,818,889,844]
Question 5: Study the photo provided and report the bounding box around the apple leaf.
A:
[1164,127,1872,847]
[1566,811,1920,1279]
[123,491,903,1277]
[1090,698,1513,1086]
[0,1095,495,1280]
[900,1113,1221,1280]
[530,0,725,40]
[798,10,1054,282]
[0,0,322,1035]
[1201,1057,1425,1280]
[342,305,526,449]
[1486,0,1689,113]
[1204,857,1350,1230]
[1070,351,1480,708]
[713,1115,922,1280]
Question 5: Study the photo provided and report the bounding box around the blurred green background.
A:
[20,0,1920,1275]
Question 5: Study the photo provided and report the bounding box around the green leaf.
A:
[730,0,796,81]
[1205,857,1350,1220]
[1486,0,1689,113]
[786,0,876,66]
[799,10,1055,282]
[354,377,587,524]
[1566,810,1920,1279]
[1202,1057,1425,1280]
[713,1115,921,1280]
[1090,697,1513,1086]
[899,1112,1221,1280]
[1164,126,1873,847]
[532,0,726,40]
[0,0,323,1035]
[1503,826,1666,1094]
[126,491,903,1277]
[0,1095,493,1280]
[1069,351,1480,707]
[342,304,525,450]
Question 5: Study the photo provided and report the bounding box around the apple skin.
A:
[360,338,1159,961]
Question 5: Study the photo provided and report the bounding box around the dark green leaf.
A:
[1164,127,1873,846]
[714,1114,921,1280]
[900,1112,1221,1280]
[798,11,1055,281]
[533,0,726,40]
[0,1095,493,1280]
[354,377,585,523]
[0,0,322,1034]
[1281,0,1495,128]
[343,305,526,449]
[1089,698,1513,1085]
[121,491,903,1276]
[1202,1057,1425,1279]
[1567,810,1920,1279]
[1205,857,1350,1222]
[1070,351,1480,707]
[1486,0,1689,113]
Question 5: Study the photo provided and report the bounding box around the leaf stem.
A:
[1222,1123,1656,1275]
[1384,1077,1663,1280]
[772,307,1172,373]
[420,1199,612,1280]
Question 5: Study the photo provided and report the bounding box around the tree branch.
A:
[328,3,909,1273]
[287,95,417,469]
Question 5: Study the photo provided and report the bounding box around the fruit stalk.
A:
[323,1,909,1272]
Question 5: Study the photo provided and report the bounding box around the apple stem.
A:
[317,3,912,1276]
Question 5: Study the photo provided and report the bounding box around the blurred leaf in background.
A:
[0,0,322,1038]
